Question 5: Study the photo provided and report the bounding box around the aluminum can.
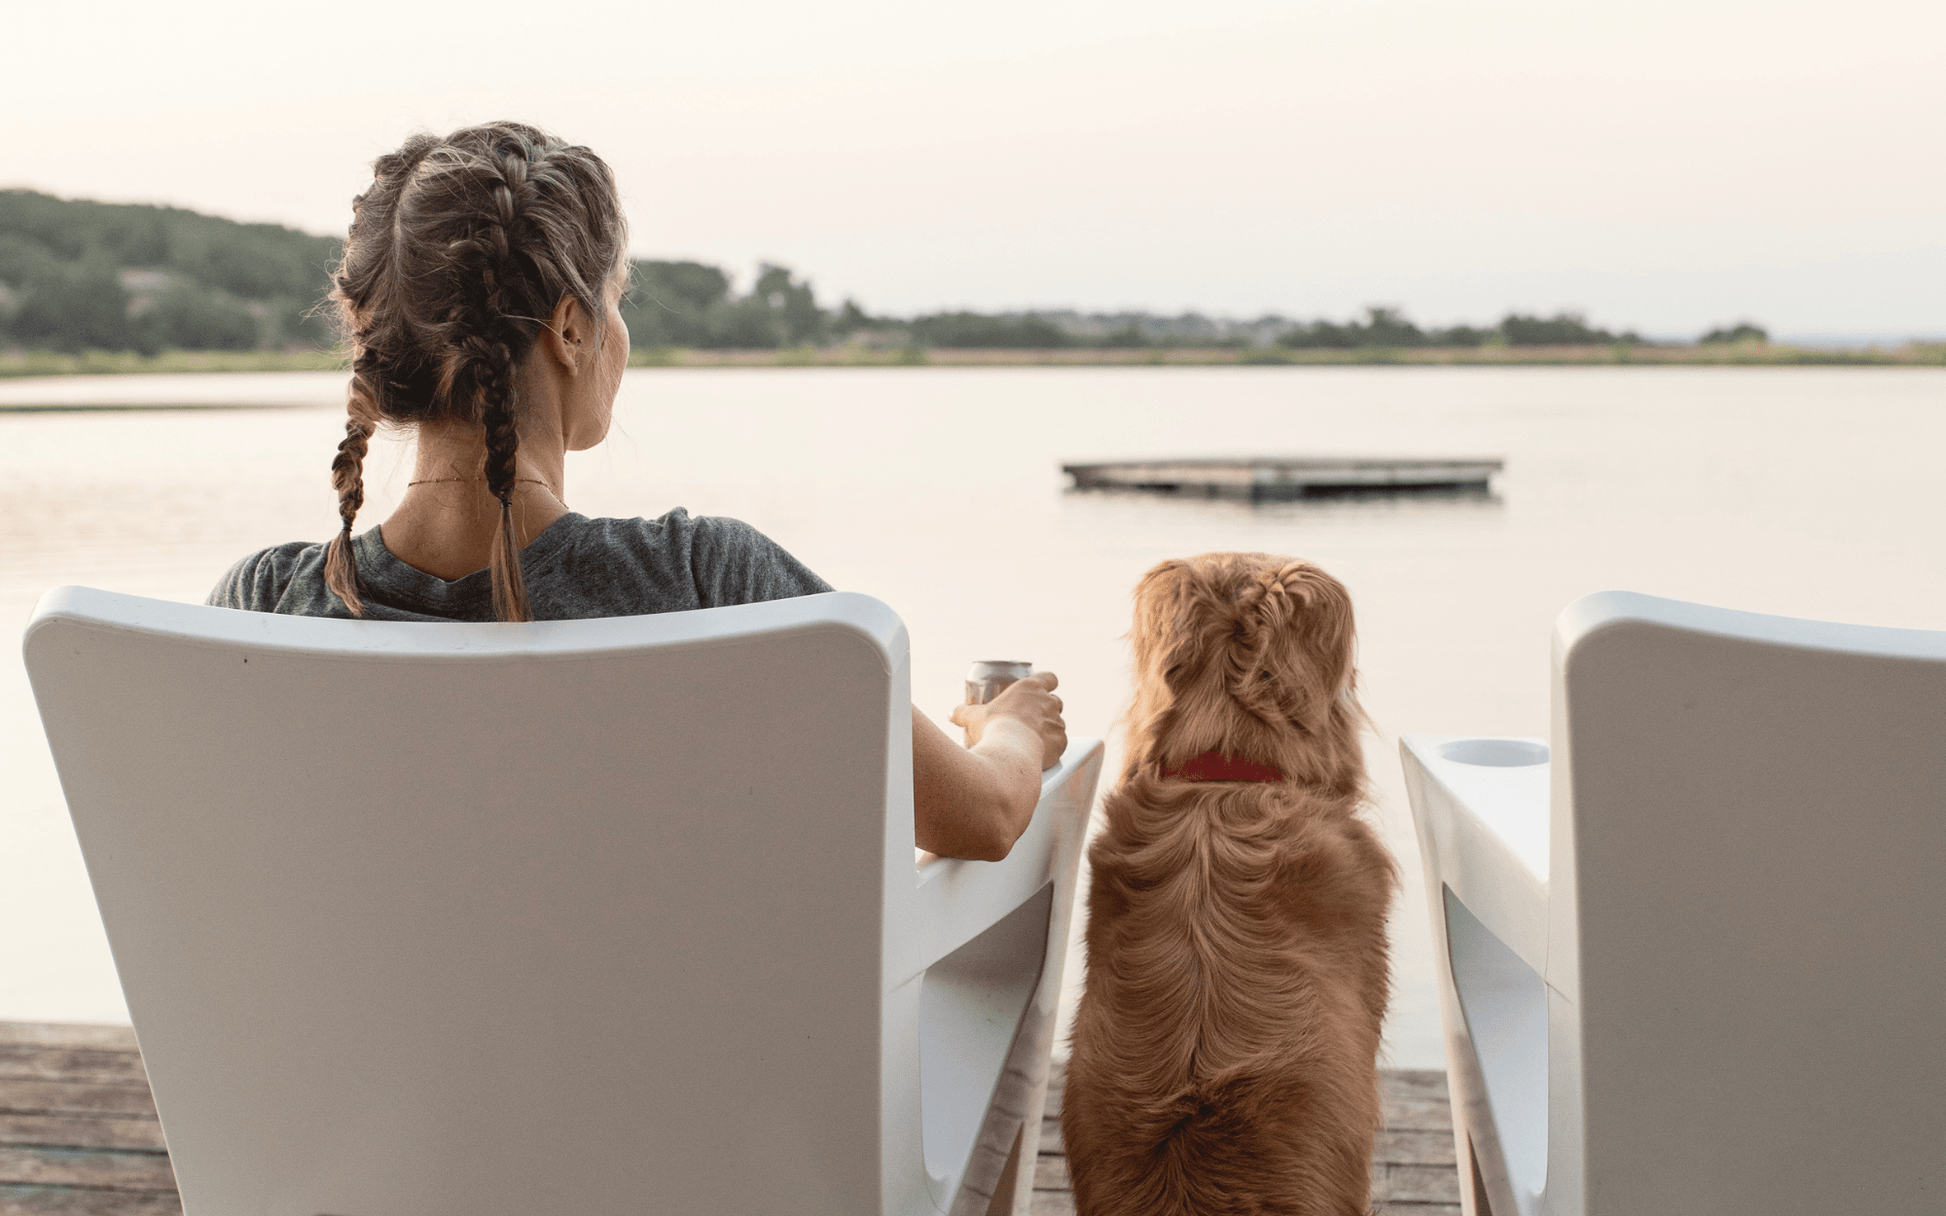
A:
[964,660,1034,705]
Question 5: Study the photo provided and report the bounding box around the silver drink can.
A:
[965,660,1034,705]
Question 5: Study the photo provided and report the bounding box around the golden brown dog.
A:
[1064,552,1395,1216]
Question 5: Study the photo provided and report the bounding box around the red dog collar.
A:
[1161,750,1285,782]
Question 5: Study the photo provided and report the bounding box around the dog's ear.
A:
[1132,558,1220,694]
[1229,561,1356,727]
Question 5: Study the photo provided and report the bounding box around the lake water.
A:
[4,365,1942,1069]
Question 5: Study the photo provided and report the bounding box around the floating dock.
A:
[0,1021,1461,1214]
[1063,457,1502,500]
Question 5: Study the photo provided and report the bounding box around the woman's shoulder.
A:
[207,540,343,615]
[558,509,833,609]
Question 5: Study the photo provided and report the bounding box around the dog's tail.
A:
[1141,1066,1377,1214]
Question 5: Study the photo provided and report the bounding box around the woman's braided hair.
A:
[323,122,626,621]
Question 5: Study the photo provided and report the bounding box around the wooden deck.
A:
[0,1021,1460,1214]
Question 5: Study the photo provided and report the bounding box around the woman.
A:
[209,122,1064,861]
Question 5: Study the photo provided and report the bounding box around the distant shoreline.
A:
[630,343,1946,369]
[2,342,1942,380]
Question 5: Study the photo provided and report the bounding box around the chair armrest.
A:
[1400,734,1550,973]
[899,738,1104,980]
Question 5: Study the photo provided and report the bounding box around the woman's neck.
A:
[379,420,572,582]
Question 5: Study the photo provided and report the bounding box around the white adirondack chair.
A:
[24,586,1102,1216]
[1401,590,1946,1216]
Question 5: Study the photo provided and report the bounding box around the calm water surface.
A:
[4,365,1942,1068]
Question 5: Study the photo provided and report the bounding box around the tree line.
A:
[0,190,339,353]
[1275,306,1649,349]
[623,273,1741,350]
[2,190,1770,355]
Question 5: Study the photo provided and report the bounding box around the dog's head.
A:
[1125,552,1364,794]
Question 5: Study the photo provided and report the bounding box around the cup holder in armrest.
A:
[1439,738,1549,768]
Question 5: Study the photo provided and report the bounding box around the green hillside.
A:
[9,190,1884,370]
[0,190,340,353]
[0,189,851,356]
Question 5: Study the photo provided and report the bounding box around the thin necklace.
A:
[408,476,554,489]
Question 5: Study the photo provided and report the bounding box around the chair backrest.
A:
[25,587,920,1215]
[1552,591,1946,1212]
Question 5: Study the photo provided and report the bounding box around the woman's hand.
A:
[950,671,1067,771]
[912,671,1069,861]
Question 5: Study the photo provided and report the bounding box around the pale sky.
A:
[8,0,1942,336]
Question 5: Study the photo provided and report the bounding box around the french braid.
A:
[320,353,383,613]
[320,141,437,614]
[443,145,534,619]
[321,122,626,619]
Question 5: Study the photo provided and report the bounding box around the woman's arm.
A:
[912,672,1067,861]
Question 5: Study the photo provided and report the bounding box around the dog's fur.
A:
[1064,553,1396,1216]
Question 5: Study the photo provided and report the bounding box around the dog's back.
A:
[1066,778,1391,1215]
[1064,553,1394,1216]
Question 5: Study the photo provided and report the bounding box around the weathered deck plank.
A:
[0,1050,149,1089]
[0,1147,178,1192]
[0,1116,168,1155]
[0,1082,161,1123]
[0,1029,136,1054]
[0,1186,184,1216]
[1,1022,1460,1214]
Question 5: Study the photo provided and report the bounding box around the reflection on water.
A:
[5,366,1945,1065]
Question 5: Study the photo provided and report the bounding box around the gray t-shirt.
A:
[207,509,832,621]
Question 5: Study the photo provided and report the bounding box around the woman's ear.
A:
[538,293,586,374]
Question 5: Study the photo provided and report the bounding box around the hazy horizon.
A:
[6,0,1941,335]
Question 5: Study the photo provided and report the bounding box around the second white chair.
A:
[1402,590,1946,1216]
